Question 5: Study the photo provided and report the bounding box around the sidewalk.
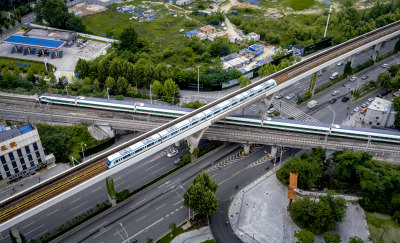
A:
[171,226,214,243]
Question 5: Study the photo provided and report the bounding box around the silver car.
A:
[286,93,295,100]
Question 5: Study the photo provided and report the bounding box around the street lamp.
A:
[180,185,191,220]
[81,143,87,162]
[323,4,333,39]
[197,65,200,96]
[327,105,336,126]
[324,106,336,146]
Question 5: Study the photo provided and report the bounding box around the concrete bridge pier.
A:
[175,141,181,147]
[372,42,382,62]
[243,143,251,155]
[186,128,208,161]
[10,225,22,243]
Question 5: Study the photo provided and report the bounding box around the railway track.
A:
[0,20,400,226]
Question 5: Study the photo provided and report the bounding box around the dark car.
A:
[341,97,349,102]
[329,98,337,104]
[288,116,295,120]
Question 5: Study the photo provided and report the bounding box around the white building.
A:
[246,32,260,42]
[176,0,194,6]
[364,98,397,127]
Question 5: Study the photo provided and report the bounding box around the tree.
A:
[151,80,164,97]
[163,79,180,98]
[126,85,137,98]
[294,229,314,243]
[93,79,101,91]
[75,59,89,78]
[38,78,47,88]
[105,76,115,89]
[168,222,177,237]
[154,63,172,82]
[13,67,21,76]
[377,72,391,89]
[238,76,251,88]
[146,237,153,243]
[183,172,218,216]
[119,26,139,53]
[259,63,278,77]
[65,14,85,32]
[117,77,128,93]
[42,134,67,159]
[133,58,154,87]
[208,38,230,57]
[392,96,400,111]
[319,192,347,222]
[38,0,69,29]
[323,232,341,243]
[348,236,363,243]
[26,69,35,83]
[49,72,57,85]
[344,61,353,76]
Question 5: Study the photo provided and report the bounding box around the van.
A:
[330,72,339,80]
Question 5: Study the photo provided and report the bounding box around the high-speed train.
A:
[37,79,400,168]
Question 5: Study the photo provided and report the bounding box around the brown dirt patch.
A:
[68,2,107,17]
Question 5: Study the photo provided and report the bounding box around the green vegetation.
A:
[36,124,104,163]
[238,76,251,88]
[158,224,198,243]
[294,229,314,243]
[366,212,400,243]
[201,240,216,243]
[323,232,341,243]
[0,57,53,75]
[288,0,315,11]
[181,101,207,109]
[0,1,33,33]
[377,64,400,128]
[184,172,218,216]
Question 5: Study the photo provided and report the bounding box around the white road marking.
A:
[93,226,112,239]
[74,207,92,217]
[174,199,183,206]
[150,166,165,175]
[115,181,125,188]
[157,180,170,188]
[25,224,44,235]
[22,221,36,229]
[129,198,147,209]
[69,201,87,211]
[145,163,159,171]
[32,231,47,240]
[121,218,164,243]
[89,221,108,233]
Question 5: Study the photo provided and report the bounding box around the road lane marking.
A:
[46,209,59,217]
[114,176,122,181]
[91,186,103,193]
[210,173,218,178]
[93,226,112,239]
[25,224,44,235]
[157,180,170,188]
[156,204,166,211]
[198,163,209,169]
[89,221,108,233]
[69,201,87,211]
[174,199,183,206]
[135,215,146,222]
[150,166,165,175]
[70,197,81,204]
[22,221,36,229]
[32,231,47,240]
[129,198,147,209]
[219,170,243,185]
[115,181,125,188]
[145,163,159,171]
[122,218,164,243]
[74,206,92,217]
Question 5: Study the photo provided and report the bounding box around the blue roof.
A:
[2,35,65,49]
[19,124,33,134]
[247,0,262,5]
[0,126,5,132]
[186,30,200,36]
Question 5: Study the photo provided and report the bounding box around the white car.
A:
[167,148,178,157]
[337,61,343,66]
[267,107,276,114]
[368,97,374,102]
[275,93,283,99]
[317,71,322,76]
[382,63,389,68]
[286,93,295,100]
[350,76,357,81]
[331,90,340,96]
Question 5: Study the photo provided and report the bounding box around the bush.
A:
[115,95,124,100]
[116,189,131,203]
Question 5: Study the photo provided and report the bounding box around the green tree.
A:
[348,236,363,243]
[168,222,177,236]
[13,67,21,76]
[38,78,47,88]
[294,229,314,243]
[183,172,219,216]
[105,177,116,201]
[65,14,85,32]
[75,58,89,78]
[105,76,115,89]
[344,61,353,76]
[133,58,154,87]
[323,232,341,243]
[377,72,391,89]
[146,237,154,243]
[319,192,347,222]
[117,77,128,93]
[208,38,230,57]
[26,69,35,83]
[38,0,69,29]
[126,85,137,98]
[151,80,164,96]
[259,63,277,77]
[334,150,372,182]
[49,72,57,85]
[119,26,139,53]
[93,79,101,91]
[42,134,67,159]
[238,76,251,88]
[163,78,180,98]
[392,96,400,111]
[154,63,172,82]
[2,67,12,80]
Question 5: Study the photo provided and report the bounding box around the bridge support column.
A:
[271,146,278,158]
[243,143,251,155]
[372,42,382,62]
[186,128,208,161]
[105,176,117,207]
[175,141,181,147]
[350,55,355,67]
[10,226,22,243]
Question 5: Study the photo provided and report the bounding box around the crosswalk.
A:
[271,99,320,123]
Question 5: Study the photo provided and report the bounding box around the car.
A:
[286,93,295,100]
[167,148,178,157]
[317,71,322,76]
[268,104,274,109]
[267,107,276,114]
[350,76,357,82]
[382,64,389,68]
[337,61,343,66]
[365,102,370,106]
[368,97,374,102]
[361,75,369,80]
[331,90,340,96]
[275,93,283,99]
[353,106,361,112]
[288,116,295,120]
[174,156,183,165]
[342,97,349,102]
[361,103,367,108]
[377,94,383,98]
[329,98,337,104]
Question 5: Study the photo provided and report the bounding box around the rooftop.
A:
[368,97,394,112]
[25,28,76,41]
[0,124,34,144]
[2,35,65,49]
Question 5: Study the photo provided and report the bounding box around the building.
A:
[0,124,48,183]
[292,44,305,56]
[199,25,216,34]
[176,0,193,6]
[186,29,200,38]
[364,98,397,127]
[246,32,260,42]
[24,28,77,46]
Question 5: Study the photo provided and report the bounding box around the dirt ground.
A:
[68,2,107,17]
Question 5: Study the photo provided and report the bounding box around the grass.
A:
[0,56,53,74]
[158,226,199,243]
[365,212,400,243]
[287,0,316,10]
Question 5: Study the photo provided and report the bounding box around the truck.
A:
[307,100,318,109]
[330,72,339,80]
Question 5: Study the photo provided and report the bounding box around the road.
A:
[0,13,35,41]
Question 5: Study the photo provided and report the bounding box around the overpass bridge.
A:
[1,20,400,232]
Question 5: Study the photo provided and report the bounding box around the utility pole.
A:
[197,65,200,96]
[324,4,333,39]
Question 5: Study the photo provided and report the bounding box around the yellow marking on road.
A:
[22,221,35,229]
[114,176,122,181]
[211,173,218,178]
[156,204,166,211]
[91,186,103,193]
[46,209,59,216]
[136,215,146,222]
[70,197,81,204]
[114,229,124,236]
[219,170,243,185]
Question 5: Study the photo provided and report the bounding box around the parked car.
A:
[288,116,295,120]
[317,71,322,76]
[337,61,343,66]
[167,148,178,157]
[368,97,374,102]
[350,75,357,81]
[331,90,340,96]
[354,106,361,112]
[342,97,349,102]
[267,107,276,114]
[275,93,283,99]
[329,98,337,104]
[286,93,295,100]
[361,75,369,80]
[382,63,389,68]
